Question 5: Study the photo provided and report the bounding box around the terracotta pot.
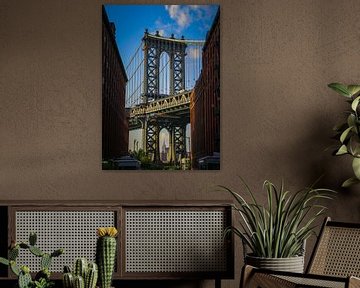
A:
[245,254,304,273]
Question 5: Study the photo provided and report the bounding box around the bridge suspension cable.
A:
[185,43,203,91]
[125,42,144,108]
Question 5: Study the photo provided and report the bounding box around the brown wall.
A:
[1,0,360,287]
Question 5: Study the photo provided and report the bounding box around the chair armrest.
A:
[240,265,296,288]
[240,265,350,288]
[349,276,360,288]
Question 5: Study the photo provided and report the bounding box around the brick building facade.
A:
[190,9,220,169]
[102,7,128,160]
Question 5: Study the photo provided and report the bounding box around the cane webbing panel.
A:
[309,226,360,277]
[248,272,297,288]
[15,211,115,272]
[125,210,227,273]
[277,275,345,288]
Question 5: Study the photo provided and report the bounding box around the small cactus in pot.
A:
[62,259,98,288]
[96,227,118,288]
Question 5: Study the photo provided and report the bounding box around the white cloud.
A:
[165,5,191,29]
[152,18,177,37]
[157,29,165,36]
[151,5,218,38]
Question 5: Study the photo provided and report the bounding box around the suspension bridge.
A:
[125,30,204,164]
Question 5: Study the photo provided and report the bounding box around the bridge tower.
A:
[142,30,187,101]
[140,31,188,164]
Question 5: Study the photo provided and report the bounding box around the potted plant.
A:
[0,232,63,288]
[220,179,334,273]
[328,83,360,187]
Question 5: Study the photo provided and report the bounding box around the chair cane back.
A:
[241,217,360,288]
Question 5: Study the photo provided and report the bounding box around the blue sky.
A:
[104,4,219,67]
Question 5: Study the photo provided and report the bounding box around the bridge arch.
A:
[159,128,170,163]
[159,51,170,96]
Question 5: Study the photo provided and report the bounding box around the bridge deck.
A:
[129,90,192,117]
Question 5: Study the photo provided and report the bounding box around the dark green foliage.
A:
[35,268,50,281]
[29,233,37,246]
[328,82,360,187]
[50,249,63,258]
[9,247,19,260]
[19,243,30,249]
[63,265,72,273]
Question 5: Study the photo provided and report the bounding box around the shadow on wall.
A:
[263,110,360,220]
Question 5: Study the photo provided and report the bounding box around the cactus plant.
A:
[19,267,32,288]
[85,262,98,288]
[29,232,37,246]
[74,258,88,279]
[96,227,118,288]
[62,259,98,288]
[40,253,52,270]
[73,275,85,288]
[63,272,74,288]
[0,232,63,288]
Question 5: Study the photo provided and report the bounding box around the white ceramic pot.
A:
[245,254,305,273]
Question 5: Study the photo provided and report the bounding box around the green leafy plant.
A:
[32,278,54,288]
[328,83,360,187]
[0,232,63,288]
[220,179,334,258]
[130,149,152,168]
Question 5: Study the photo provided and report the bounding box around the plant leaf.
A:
[347,85,360,97]
[352,157,360,179]
[340,126,353,143]
[336,145,348,155]
[351,96,360,111]
[347,114,357,130]
[0,257,9,266]
[349,135,360,157]
[328,83,351,97]
[342,177,360,188]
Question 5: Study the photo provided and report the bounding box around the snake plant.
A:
[328,83,360,187]
[221,178,335,258]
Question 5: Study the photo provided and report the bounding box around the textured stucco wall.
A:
[1,1,360,287]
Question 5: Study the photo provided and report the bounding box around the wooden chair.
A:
[241,217,360,288]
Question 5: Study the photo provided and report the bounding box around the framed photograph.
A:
[102,4,220,170]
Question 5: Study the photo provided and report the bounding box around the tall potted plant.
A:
[328,83,360,187]
[221,179,334,273]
